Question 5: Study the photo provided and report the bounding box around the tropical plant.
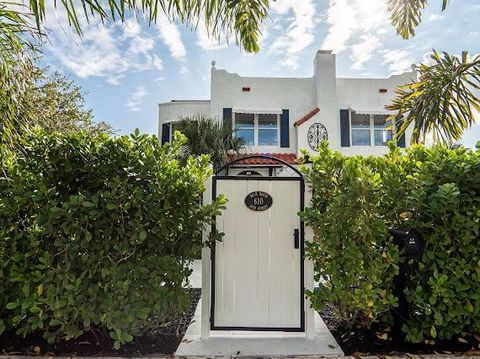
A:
[0,129,226,347]
[175,115,245,171]
[302,141,480,343]
[301,142,404,329]
[18,66,115,135]
[387,0,450,39]
[0,1,40,153]
[388,51,480,145]
[0,0,269,152]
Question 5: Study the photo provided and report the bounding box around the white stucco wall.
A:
[337,73,415,112]
[295,70,417,156]
[158,51,416,157]
[210,68,315,154]
[157,101,211,139]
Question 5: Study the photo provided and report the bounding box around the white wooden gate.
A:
[210,159,304,331]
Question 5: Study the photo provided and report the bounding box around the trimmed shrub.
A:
[302,141,480,342]
[301,142,403,329]
[400,145,480,342]
[0,129,225,348]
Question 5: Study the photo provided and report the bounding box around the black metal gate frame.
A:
[210,155,306,332]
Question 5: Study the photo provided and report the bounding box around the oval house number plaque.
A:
[245,191,273,211]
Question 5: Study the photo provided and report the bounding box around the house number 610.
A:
[245,191,273,211]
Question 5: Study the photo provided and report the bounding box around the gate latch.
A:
[294,229,300,249]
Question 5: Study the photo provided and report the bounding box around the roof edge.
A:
[294,107,320,127]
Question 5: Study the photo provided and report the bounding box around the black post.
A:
[388,228,424,338]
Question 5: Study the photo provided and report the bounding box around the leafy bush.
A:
[400,145,480,342]
[0,129,225,348]
[302,142,480,342]
[301,143,403,328]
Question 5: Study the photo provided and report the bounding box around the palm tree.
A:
[387,51,480,145]
[175,115,245,171]
[0,0,269,153]
[0,0,474,151]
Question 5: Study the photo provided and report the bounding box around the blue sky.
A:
[40,0,480,147]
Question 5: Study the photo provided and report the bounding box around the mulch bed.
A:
[320,303,480,356]
[0,288,200,357]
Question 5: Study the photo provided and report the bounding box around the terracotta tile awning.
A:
[294,107,320,127]
[227,153,299,166]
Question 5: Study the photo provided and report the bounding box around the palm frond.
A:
[386,51,480,145]
[175,115,245,171]
[387,0,450,39]
[0,2,41,155]
[27,0,270,53]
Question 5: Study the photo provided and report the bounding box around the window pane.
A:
[237,129,254,145]
[258,114,277,129]
[373,115,388,128]
[375,130,393,146]
[351,112,370,128]
[259,129,278,146]
[235,113,254,145]
[258,114,278,145]
[352,129,371,146]
[235,113,254,129]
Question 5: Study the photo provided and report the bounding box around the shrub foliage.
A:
[302,142,480,342]
[0,130,225,348]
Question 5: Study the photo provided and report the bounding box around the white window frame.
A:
[350,113,392,147]
[168,121,182,143]
[233,113,280,147]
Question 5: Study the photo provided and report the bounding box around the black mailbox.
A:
[389,227,425,338]
[389,228,425,258]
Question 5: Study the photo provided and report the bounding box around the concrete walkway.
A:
[176,300,343,358]
[178,260,344,358]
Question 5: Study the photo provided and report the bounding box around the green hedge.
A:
[0,130,225,348]
[302,142,480,342]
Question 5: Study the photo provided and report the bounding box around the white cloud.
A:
[128,36,155,54]
[321,0,390,70]
[196,22,229,50]
[350,35,380,70]
[322,0,356,53]
[269,0,316,68]
[123,18,142,38]
[428,13,444,21]
[152,55,163,71]
[156,15,186,59]
[126,86,148,112]
[382,49,415,75]
[43,10,164,85]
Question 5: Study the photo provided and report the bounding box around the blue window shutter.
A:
[280,109,290,148]
[397,133,406,148]
[340,109,350,147]
[223,108,233,125]
[161,123,170,144]
[395,118,406,148]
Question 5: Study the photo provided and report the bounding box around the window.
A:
[238,170,262,176]
[235,113,255,145]
[234,113,279,146]
[373,115,393,146]
[351,113,371,146]
[258,114,278,146]
[169,122,182,142]
[351,112,393,146]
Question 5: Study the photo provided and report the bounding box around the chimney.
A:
[313,50,336,108]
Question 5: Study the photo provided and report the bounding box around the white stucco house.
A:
[158,50,415,175]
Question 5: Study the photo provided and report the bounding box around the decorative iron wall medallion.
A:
[245,191,273,211]
[307,123,328,151]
